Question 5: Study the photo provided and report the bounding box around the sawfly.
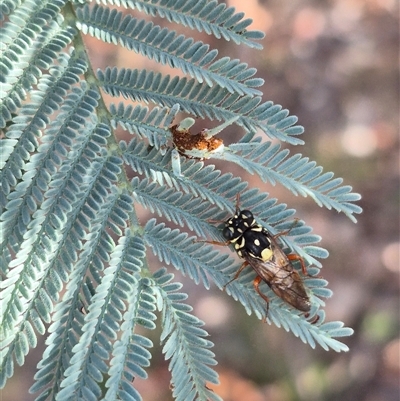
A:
[205,195,312,316]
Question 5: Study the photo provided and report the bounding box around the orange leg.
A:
[223,261,249,290]
[253,275,270,318]
[234,193,241,212]
[198,239,230,247]
[303,311,320,324]
[287,253,308,276]
[272,218,300,239]
[224,265,271,319]
[272,220,310,275]
[253,276,270,304]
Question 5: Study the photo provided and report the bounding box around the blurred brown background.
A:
[5,0,399,400]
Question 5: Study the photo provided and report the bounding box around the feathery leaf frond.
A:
[77,4,262,96]
[217,134,362,221]
[127,0,264,49]
[98,67,305,145]
[109,102,179,149]
[154,268,221,401]
[121,137,247,210]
